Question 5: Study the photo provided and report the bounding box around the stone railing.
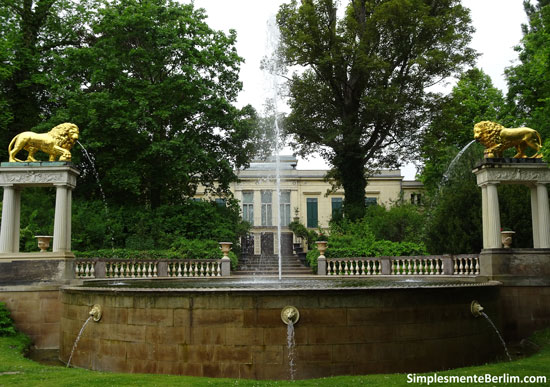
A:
[75,258,230,279]
[320,254,480,276]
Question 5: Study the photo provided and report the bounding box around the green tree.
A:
[506,0,550,137]
[48,0,259,207]
[276,0,476,220]
[0,0,95,160]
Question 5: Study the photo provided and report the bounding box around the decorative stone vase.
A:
[501,231,515,248]
[219,242,233,257]
[315,241,328,257]
[35,235,53,252]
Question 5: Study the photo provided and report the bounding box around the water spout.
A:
[281,306,299,380]
[66,304,102,368]
[441,140,476,185]
[471,301,512,361]
[77,141,115,249]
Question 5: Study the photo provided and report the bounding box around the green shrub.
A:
[306,217,428,270]
[75,245,239,270]
[75,249,180,260]
[0,302,16,337]
[171,238,238,269]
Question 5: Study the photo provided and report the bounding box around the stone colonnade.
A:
[474,162,550,249]
[0,163,79,254]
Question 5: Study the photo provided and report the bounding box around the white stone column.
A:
[53,185,69,252]
[536,183,550,248]
[66,188,72,252]
[486,183,501,248]
[481,184,488,248]
[531,185,540,248]
[0,185,16,253]
[12,188,21,253]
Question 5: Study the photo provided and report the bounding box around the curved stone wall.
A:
[60,283,502,380]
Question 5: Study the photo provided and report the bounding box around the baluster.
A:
[428,259,433,275]
[216,261,221,276]
[459,259,464,275]
[361,260,366,275]
[83,263,88,278]
[130,262,135,278]
[435,259,441,275]
[390,260,395,274]
[193,262,198,277]
[153,262,158,277]
[414,259,419,275]
[475,258,480,275]
[329,261,334,275]
[453,259,458,275]
[406,259,411,275]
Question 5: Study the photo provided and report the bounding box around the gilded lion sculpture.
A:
[473,121,543,158]
[8,123,79,162]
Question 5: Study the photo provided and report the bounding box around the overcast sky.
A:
[188,0,529,178]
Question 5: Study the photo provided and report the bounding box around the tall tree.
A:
[49,0,260,207]
[276,0,476,219]
[0,0,94,160]
[506,0,550,137]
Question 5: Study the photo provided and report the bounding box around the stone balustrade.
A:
[75,258,227,278]
[322,254,479,276]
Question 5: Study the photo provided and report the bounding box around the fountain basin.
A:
[60,278,503,380]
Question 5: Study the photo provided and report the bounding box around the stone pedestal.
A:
[473,161,550,249]
[0,162,79,255]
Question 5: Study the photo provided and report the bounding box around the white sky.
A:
[189,0,529,179]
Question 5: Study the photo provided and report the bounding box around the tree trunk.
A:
[335,152,367,221]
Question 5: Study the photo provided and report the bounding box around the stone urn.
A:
[35,235,53,252]
[315,240,328,257]
[501,231,515,248]
[219,242,233,257]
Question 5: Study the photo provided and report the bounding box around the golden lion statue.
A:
[473,121,543,158]
[8,123,79,162]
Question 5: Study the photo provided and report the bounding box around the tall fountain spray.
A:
[265,16,284,280]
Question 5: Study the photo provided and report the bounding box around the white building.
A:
[195,156,423,256]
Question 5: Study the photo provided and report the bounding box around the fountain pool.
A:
[60,278,503,380]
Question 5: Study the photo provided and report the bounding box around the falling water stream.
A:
[481,312,512,361]
[77,141,115,249]
[66,316,93,368]
[287,320,296,380]
[441,139,477,185]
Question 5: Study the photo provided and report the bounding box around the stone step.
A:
[232,269,313,276]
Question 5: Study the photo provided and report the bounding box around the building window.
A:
[242,191,254,225]
[411,193,422,205]
[331,197,343,219]
[261,190,272,226]
[215,198,226,207]
[280,190,291,226]
[365,197,377,207]
[307,198,318,228]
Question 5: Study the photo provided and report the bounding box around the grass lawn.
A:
[0,330,549,386]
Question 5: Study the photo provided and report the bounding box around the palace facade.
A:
[194,155,423,255]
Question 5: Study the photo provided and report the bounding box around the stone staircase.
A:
[235,253,312,276]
